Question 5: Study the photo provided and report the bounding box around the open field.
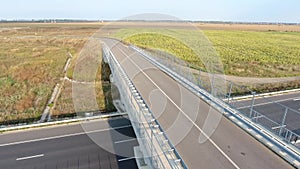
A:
[0,22,299,124]
[195,23,300,32]
[113,28,300,77]
[82,21,300,32]
[0,23,109,124]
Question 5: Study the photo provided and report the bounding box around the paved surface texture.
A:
[0,117,138,169]
[102,38,295,169]
[235,91,300,134]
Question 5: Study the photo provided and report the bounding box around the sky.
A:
[0,0,299,23]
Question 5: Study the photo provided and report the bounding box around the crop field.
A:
[113,28,300,77]
[0,22,299,125]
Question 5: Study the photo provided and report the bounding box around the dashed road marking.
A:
[16,154,44,161]
[293,160,300,167]
[114,138,136,144]
[118,156,135,162]
[229,116,236,120]
[255,134,263,139]
[266,142,274,147]
[279,151,287,156]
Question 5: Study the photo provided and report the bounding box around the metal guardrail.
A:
[140,48,300,147]
[130,45,300,167]
[102,45,187,169]
[149,47,300,145]
[225,83,300,145]
[0,112,126,133]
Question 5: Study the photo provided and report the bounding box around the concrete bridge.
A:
[102,38,300,169]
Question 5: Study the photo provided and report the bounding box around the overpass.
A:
[101,38,299,169]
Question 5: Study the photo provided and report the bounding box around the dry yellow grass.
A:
[0,24,101,124]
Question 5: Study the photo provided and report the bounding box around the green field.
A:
[114,28,300,77]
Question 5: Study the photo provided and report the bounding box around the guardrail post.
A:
[211,73,215,96]
[148,119,154,167]
[187,65,191,82]
[249,91,256,118]
[227,82,233,103]
[197,70,202,88]
[279,108,288,136]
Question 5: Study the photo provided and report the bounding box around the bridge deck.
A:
[102,38,293,169]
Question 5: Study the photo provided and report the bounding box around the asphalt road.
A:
[0,117,138,169]
[102,38,295,169]
[234,91,300,135]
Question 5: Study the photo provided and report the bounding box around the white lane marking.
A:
[118,156,135,162]
[255,134,263,139]
[293,160,300,167]
[16,154,44,161]
[114,138,136,144]
[237,96,300,109]
[293,98,300,101]
[266,142,274,147]
[279,151,287,156]
[115,45,241,169]
[0,125,132,147]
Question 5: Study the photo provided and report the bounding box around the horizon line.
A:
[0,19,299,25]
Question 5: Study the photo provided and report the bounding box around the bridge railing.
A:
[132,46,300,146]
[102,45,187,169]
[224,82,300,147]
[130,45,300,167]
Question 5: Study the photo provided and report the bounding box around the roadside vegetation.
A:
[0,23,110,125]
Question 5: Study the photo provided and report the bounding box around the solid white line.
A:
[118,156,135,162]
[237,96,300,109]
[0,125,132,147]
[115,45,241,169]
[0,112,127,133]
[231,89,300,101]
[16,154,44,161]
[114,138,136,144]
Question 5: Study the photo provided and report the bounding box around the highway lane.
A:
[233,91,300,134]
[103,38,295,169]
[233,91,300,110]
[0,117,138,169]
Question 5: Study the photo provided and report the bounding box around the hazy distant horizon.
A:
[1,0,299,23]
[0,19,299,25]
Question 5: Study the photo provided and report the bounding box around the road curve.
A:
[102,38,294,169]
